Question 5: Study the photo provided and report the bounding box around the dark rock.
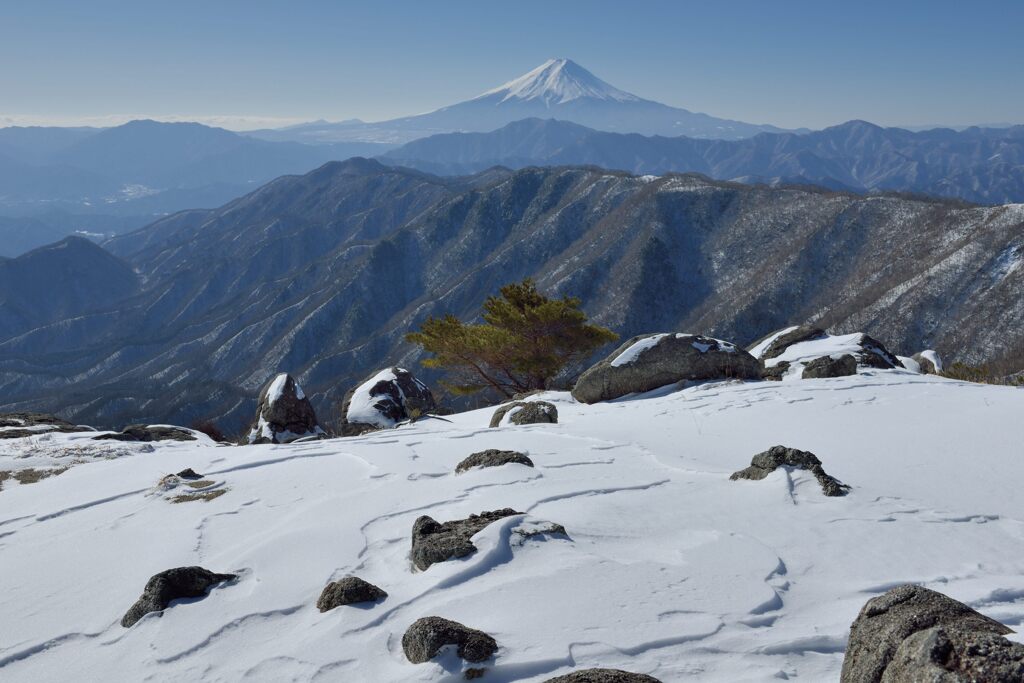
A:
[94,424,196,442]
[730,445,850,496]
[246,373,324,444]
[316,576,387,612]
[912,351,939,374]
[801,354,858,379]
[758,325,827,360]
[0,412,83,439]
[121,566,236,627]
[840,584,1016,682]
[176,468,203,479]
[542,669,663,682]
[489,401,558,428]
[402,616,497,664]
[572,333,760,404]
[761,360,790,381]
[411,508,522,571]
[858,334,904,369]
[885,625,1024,681]
[340,367,436,435]
[456,449,534,474]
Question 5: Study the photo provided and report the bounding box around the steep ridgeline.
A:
[0,159,1022,430]
[383,118,1024,204]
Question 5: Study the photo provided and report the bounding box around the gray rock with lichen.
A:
[402,616,497,664]
[489,401,558,428]
[456,449,534,473]
[730,445,849,496]
[411,508,521,571]
[316,576,387,612]
[121,566,235,627]
[542,669,663,682]
[840,584,1018,682]
[801,354,858,379]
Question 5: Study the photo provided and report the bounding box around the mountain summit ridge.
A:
[474,58,642,106]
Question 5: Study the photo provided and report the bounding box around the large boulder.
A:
[121,566,236,627]
[94,424,197,442]
[754,325,827,360]
[840,584,1018,682]
[247,373,325,444]
[411,508,522,571]
[0,412,84,439]
[730,445,849,497]
[754,329,904,380]
[489,401,558,428]
[543,670,663,682]
[801,354,857,379]
[402,616,498,664]
[316,576,387,612]
[456,449,534,474]
[572,333,760,404]
[340,367,436,436]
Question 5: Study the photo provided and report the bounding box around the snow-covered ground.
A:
[2,371,1023,682]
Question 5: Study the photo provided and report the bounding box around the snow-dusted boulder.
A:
[753,328,903,380]
[0,412,84,440]
[730,445,849,497]
[340,367,436,436]
[456,449,534,474]
[572,333,760,404]
[316,577,387,612]
[840,584,1018,682]
[489,400,558,428]
[912,350,943,374]
[247,373,325,444]
[94,424,197,442]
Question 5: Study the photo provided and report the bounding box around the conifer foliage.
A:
[406,279,618,397]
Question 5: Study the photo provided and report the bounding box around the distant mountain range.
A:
[382,118,1024,204]
[1,159,1021,431]
[248,59,801,145]
[0,120,394,256]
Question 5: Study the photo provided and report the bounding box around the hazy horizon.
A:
[2,0,1022,132]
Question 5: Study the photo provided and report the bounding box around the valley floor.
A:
[2,371,1023,681]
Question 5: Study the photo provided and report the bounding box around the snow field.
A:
[1,371,1023,681]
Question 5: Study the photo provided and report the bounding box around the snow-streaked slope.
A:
[475,58,642,106]
[2,372,1023,681]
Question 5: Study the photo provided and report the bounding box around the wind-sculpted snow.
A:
[1,373,1023,680]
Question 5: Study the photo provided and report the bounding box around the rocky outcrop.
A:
[94,424,196,442]
[340,367,436,436]
[572,333,760,404]
[247,373,324,444]
[316,577,387,612]
[757,325,827,360]
[121,566,236,627]
[840,584,1021,682]
[402,616,497,665]
[0,412,83,439]
[543,670,663,683]
[801,354,858,379]
[730,445,849,496]
[912,350,942,375]
[761,360,790,381]
[411,508,522,571]
[489,401,558,428]
[456,449,534,474]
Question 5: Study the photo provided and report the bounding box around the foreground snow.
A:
[1,371,1023,681]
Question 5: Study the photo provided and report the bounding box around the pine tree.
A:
[406,279,618,397]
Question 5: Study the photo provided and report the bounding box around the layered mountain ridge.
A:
[383,118,1024,204]
[1,160,1021,431]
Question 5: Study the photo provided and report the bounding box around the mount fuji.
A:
[249,59,799,144]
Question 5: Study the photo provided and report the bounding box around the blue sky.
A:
[2,0,1021,130]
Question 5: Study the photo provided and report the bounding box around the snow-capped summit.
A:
[474,58,641,106]
[251,59,797,144]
